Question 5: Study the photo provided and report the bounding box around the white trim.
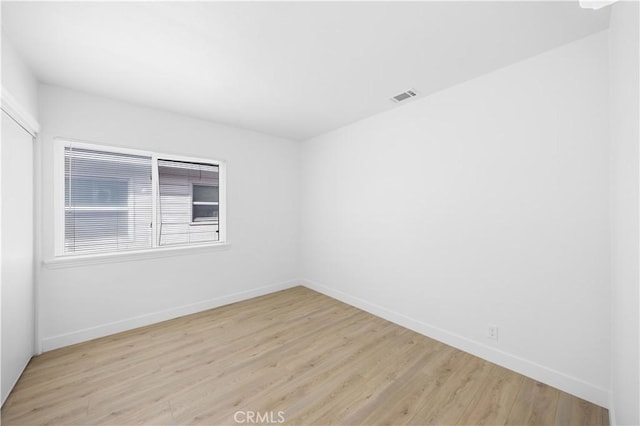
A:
[53,140,65,256]
[301,279,610,409]
[151,154,159,246]
[218,160,228,243]
[43,241,231,269]
[41,279,300,352]
[0,87,40,137]
[34,133,44,355]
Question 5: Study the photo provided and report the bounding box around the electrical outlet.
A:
[488,325,499,341]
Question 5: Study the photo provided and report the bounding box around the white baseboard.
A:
[301,279,610,408]
[41,279,299,352]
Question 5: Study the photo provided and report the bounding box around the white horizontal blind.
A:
[64,146,153,254]
[157,159,220,246]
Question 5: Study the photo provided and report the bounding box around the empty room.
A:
[1,1,638,425]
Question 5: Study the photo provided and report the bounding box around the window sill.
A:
[43,242,231,269]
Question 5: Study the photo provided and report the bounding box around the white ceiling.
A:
[1,1,610,141]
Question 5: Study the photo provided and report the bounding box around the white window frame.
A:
[53,138,228,261]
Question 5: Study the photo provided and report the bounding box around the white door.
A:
[1,110,35,404]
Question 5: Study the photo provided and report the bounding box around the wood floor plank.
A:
[290,330,432,425]
[2,394,89,426]
[200,318,403,424]
[505,377,561,426]
[1,286,608,426]
[407,354,493,426]
[339,342,455,425]
[456,364,525,425]
[555,391,607,426]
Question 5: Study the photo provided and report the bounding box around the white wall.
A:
[2,34,38,121]
[609,2,639,424]
[38,85,299,350]
[300,31,611,406]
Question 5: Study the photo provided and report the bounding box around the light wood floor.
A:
[2,286,608,426]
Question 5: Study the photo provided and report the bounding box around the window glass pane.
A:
[64,147,152,254]
[192,204,218,222]
[193,185,218,203]
[65,211,129,245]
[157,159,220,246]
[66,177,129,207]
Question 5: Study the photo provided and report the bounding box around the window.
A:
[56,140,226,256]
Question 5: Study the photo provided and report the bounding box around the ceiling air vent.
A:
[391,89,418,103]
